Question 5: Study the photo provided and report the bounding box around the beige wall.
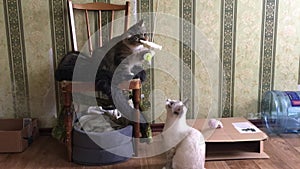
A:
[0,0,14,118]
[275,0,300,90]
[1,0,300,127]
[234,0,262,117]
[22,0,56,127]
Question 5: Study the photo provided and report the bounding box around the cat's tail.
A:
[111,86,147,124]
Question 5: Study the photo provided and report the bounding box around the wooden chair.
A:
[61,0,142,161]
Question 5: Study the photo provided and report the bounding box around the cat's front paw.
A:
[123,74,134,81]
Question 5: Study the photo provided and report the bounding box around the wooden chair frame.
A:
[62,0,142,161]
[68,0,129,52]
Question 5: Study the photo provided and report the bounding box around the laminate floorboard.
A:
[0,134,300,169]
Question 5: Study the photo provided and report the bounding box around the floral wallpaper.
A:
[22,0,56,128]
[234,0,262,118]
[0,0,14,118]
[151,0,181,122]
[274,0,300,91]
[195,0,221,119]
[1,0,300,127]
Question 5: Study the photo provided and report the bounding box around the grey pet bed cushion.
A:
[72,125,133,165]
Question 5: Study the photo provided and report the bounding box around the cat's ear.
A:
[138,19,144,27]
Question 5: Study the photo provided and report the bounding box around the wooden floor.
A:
[0,134,300,169]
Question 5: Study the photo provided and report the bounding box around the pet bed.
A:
[72,125,133,165]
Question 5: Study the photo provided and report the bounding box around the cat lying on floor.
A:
[162,99,206,169]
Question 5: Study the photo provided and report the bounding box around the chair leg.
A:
[61,82,73,162]
[132,88,141,156]
[64,111,73,161]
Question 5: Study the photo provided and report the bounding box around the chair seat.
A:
[60,79,141,92]
[60,79,141,108]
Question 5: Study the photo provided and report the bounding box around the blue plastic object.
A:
[261,90,300,134]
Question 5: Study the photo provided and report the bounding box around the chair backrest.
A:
[67,0,130,54]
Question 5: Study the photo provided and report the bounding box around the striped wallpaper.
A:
[1,0,300,127]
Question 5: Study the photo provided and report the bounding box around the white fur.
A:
[208,119,223,129]
[162,99,206,169]
[140,40,162,50]
[133,44,145,52]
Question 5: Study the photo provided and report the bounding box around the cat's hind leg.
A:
[163,147,176,169]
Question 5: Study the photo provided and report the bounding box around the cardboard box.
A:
[188,117,269,160]
[0,118,39,153]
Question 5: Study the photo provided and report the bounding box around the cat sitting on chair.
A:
[92,20,153,141]
[55,20,151,96]
[93,19,152,96]
[162,99,206,169]
[55,20,154,141]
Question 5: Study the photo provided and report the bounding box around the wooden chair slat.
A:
[98,11,102,47]
[85,10,92,53]
[110,11,114,40]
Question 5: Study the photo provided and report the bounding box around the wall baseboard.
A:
[39,128,52,136]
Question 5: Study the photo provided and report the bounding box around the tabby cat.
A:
[55,20,152,140]
[92,20,151,139]
[93,19,151,97]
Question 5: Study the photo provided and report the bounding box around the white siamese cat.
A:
[162,99,206,169]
